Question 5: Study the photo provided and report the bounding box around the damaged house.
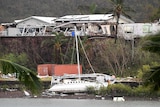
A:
[53,14,134,37]
[0,16,56,36]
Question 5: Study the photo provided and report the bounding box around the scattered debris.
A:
[6,88,17,92]
[23,90,30,97]
[101,97,105,100]
[113,96,125,101]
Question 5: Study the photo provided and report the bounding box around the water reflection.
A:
[0,98,160,107]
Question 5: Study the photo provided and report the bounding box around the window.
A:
[124,26,133,33]
[143,25,151,33]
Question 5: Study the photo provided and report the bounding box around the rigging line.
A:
[71,37,76,64]
[78,36,95,73]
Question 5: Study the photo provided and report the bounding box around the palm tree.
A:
[109,0,134,43]
[142,33,160,91]
[0,59,42,95]
[41,32,68,64]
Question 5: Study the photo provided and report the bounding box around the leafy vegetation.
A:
[0,0,160,23]
[141,33,160,91]
[86,84,160,97]
[0,59,42,95]
[0,0,160,97]
[109,0,135,43]
[41,32,69,64]
[0,35,159,77]
[1,53,29,66]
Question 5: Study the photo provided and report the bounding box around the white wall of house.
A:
[13,16,56,36]
[0,30,7,36]
[16,18,54,36]
[118,23,160,40]
[7,28,21,36]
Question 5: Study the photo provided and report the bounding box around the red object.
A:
[37,64,82,76]
[54,64,82,76]
[37,64,54,76]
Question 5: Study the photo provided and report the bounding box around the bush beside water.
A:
[86,83,160,97]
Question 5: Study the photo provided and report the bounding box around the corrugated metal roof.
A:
[55,14,114,22]
[32,16,56,24]
[15,16,57,24]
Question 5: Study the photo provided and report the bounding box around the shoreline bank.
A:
[0,90,159,101]
[0,80,159,101]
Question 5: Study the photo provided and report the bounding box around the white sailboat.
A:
[48,73,115,93]
[48,25,115,93]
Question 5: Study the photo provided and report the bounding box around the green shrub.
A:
[86,86,96,94]
[98,86,108,96]
[86,86,108,95]
[86,83,160,97]
[137,65,150,80]
[157,90,160,96]
[0,85,9,91]
[106,83,133,96]
[132,85,151,97]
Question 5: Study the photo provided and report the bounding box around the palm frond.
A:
[142,32,160,91]
[0,59,42,95]
[143,66,160,91]
[142,33,160,54]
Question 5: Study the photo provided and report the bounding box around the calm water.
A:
[0,98,160,107]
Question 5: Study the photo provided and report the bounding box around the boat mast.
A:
[74,26,81,79]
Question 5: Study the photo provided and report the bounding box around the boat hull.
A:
[48,81,108,93]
